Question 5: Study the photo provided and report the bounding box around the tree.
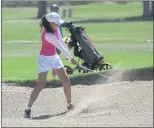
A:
[151,1,154,16]
[37,1,47,18]
[143,1,151,17]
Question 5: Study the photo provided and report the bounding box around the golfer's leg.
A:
[53,68,71,104]
[27,71,48,108]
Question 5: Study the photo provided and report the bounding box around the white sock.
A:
[26,107,31,110]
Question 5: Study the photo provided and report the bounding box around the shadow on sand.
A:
[31,111,68,120]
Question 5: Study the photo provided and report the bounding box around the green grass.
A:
[2,57,38,80]
[2,21,40,41]
[2,51,153,80]
[82,22,153,44]
[2,2,143,20]
[2,22,153,80]
[2,21,153,44]
[65,2,142,20]
[104,52,153,69]
[2,7,38,20]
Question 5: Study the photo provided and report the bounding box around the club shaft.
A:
[78,65,113,80]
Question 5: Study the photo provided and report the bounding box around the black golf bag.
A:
[62,22,112,75]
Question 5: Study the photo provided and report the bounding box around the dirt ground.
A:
[2,68,153,127]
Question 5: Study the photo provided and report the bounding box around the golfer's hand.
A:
[71,58,78,65]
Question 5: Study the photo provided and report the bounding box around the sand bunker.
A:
[2,67,153,127]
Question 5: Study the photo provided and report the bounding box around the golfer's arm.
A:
[45,33,73,60]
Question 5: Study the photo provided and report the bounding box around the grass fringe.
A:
[2,66,153,88]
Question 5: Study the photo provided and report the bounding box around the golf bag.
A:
[62,21,112,75]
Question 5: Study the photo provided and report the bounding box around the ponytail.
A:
[40,15,54,33]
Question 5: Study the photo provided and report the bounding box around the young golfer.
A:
[24,12,78,118]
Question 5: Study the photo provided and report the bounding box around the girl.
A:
[24,12,78,118]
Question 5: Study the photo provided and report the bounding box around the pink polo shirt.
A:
[40,29,57,56]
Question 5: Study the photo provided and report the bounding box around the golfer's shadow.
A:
[31,111,68,120]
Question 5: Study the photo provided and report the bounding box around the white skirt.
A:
[38,54,64,73]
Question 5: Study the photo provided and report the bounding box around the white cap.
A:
[45,12,64,25]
